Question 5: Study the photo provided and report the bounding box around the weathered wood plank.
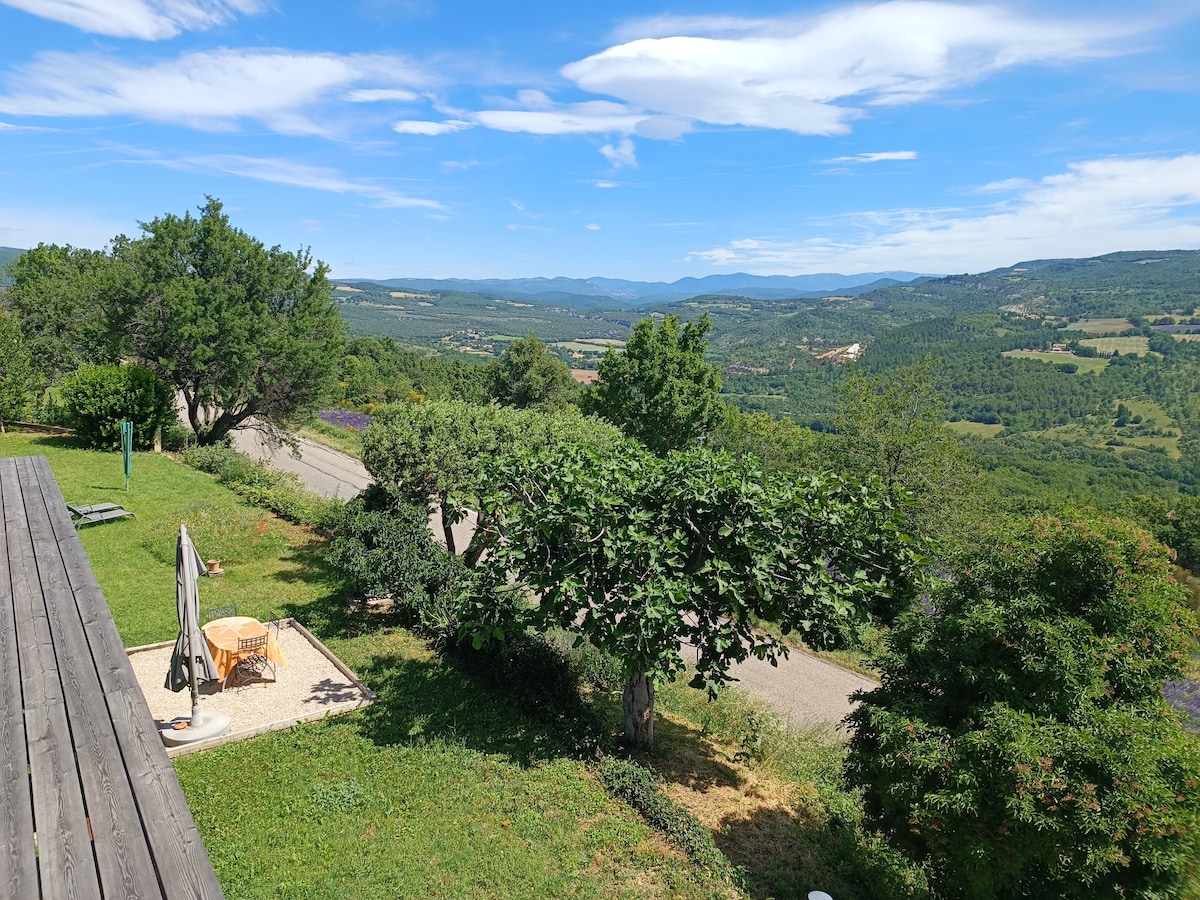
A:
[7,460,60,713]
[21,465,165,900]
[57,536,142,695]
[25,703,103,900]
[107,688,225,900]
[31,456,78,545]
[0,462,39,900]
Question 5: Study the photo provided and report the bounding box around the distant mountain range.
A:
[336,271,936,307]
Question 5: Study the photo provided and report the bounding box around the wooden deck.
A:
[1,455,224,899]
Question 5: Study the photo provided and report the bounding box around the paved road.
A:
[229,425,874,727]
[231,429,371,500]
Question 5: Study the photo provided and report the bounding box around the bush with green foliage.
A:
[181,443,332,525]
[59,363,174,449]
[845,515,1200,899]
[323,488,466,641]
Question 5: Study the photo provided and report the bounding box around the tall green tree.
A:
[846,515,1200,899]
[5,242,131,380]
[117,198,346,444]
[486,333,578,409]
[467,441,920,745]
[836,359,982,548]
[0,308,36,431]
[587,313,722,454]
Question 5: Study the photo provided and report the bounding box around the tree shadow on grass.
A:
[351,640,615,767]
[636,715,929,900]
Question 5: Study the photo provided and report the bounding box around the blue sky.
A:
[1,0,1199,281]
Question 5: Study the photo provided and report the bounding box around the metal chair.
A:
[225,633,275,688]
[202,604,237,624]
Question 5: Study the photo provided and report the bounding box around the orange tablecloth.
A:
[202,616,287,680]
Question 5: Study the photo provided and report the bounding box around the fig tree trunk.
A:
[622,670,655,746]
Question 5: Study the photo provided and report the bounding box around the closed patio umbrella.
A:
[162,524,230,746]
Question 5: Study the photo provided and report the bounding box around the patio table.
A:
[201,616,288,681]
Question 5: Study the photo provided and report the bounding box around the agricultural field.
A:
[1001,349,1110,374]
[1069,317,1133,333]
[1078,335,1150,356]
[946,421,1005,437]
[1033,396,1182,459]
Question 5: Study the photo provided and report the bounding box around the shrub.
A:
[846,515,1200,899]
[59,363,174,449]
[324,491,466,641]
[181,444,334,525]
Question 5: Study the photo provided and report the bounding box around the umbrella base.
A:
[159,708,232,747]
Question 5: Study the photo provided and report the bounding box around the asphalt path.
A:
[229,425,874,727]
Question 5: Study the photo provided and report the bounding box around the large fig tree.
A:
[466,440,921,745]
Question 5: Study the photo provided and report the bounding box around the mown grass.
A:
[944,420,1005,437]
[1079,335,1151,356]
[4,432,928,899]
[1000,349,1110,374]
[296,420,363,457]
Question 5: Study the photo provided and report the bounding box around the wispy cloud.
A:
[687,154,1200,274]
[0,0,266,40]
[585,223,601,230]
[826,150,918,163]
[0,48,430,135]
[160,154,445,209]
[393,118,472,135]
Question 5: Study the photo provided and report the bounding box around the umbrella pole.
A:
[188,646,201,727]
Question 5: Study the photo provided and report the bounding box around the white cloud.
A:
[827,150,918,163]
[475,100,645,136]
[591,180,621,188]
[393,119,473,135]
[585,223,601,230]
[687,154,1200,274]
[600,137,636,168]
[0,0,265,40]
[559,2,1147,137]
[0,49,430,134]
[161,154,445,209]
[346,88,419,102]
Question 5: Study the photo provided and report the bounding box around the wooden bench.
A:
[2,455,224,899]
[67,500,136,529]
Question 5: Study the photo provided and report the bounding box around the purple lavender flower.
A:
[319,409,373,431]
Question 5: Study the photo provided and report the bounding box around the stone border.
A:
[126,618,376,758]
